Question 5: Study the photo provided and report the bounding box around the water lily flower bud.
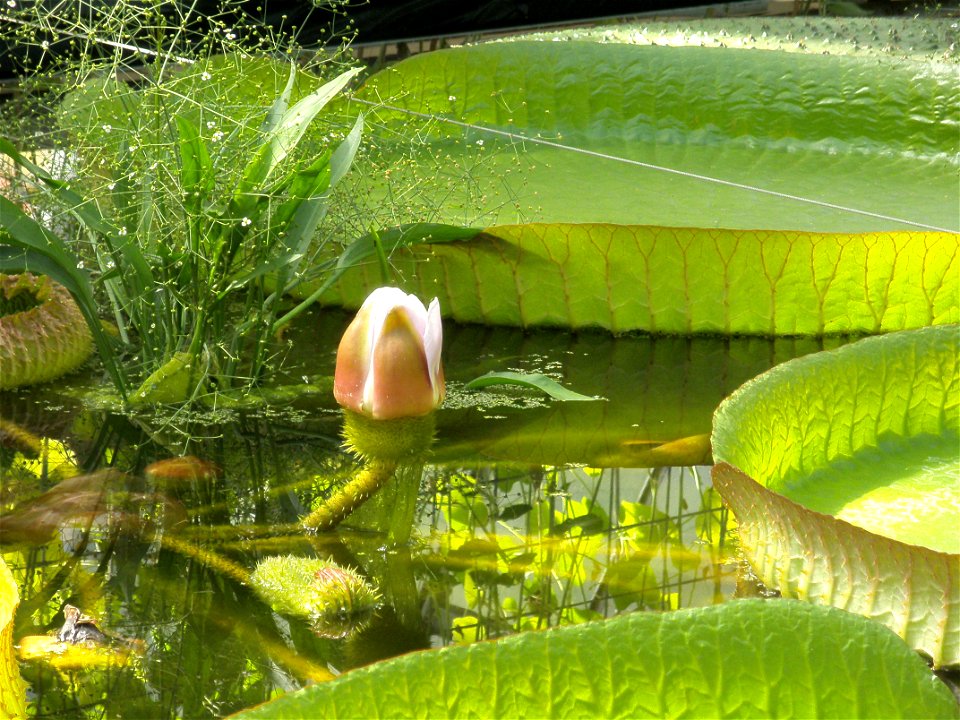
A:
[334,287,444,420]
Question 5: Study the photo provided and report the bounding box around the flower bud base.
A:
[342,410,436,463]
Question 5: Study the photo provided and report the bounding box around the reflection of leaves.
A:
[18,634,138,670]
[603,557,662,612]
[496,502,533,521]
[552,497,609,538]
[0,556,26,717]
[0,470,185,545]
[510,552,537,568]
[549,513,605,537]
[448,539,500,560]
[695,488,730,546]
[441,488,489,530]
[451,616,480,645]
[559,607,604,626]
[619,501,679,546]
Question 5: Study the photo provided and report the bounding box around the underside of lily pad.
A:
[0,273,93,390]
[711,325,959,668]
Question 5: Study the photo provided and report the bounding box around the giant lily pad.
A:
[711,325,959,667]
[314,223,959,335]
[234,599,958,719]
[346,40,957,232]
[306,38,958,334]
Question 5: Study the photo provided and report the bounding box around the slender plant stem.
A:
[302,461,397,531]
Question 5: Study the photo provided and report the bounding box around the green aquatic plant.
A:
[235,599,958,719]
[0,3,362,401]
[0,69,362,401]
[712,325,959,668]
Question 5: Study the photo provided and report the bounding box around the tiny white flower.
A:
[206,121,216,129]
[118,226,128,236]
[201,71,212,81]
[102,124,112,133]
[476,139,484,146]
[212,131,224,142]
[448,95,456,102]
[107,183,116,190]
[225,32,237,40]
[241,217,252,227]
[6,1,17,8]
[76,260,84,269]
[41,40,49,50]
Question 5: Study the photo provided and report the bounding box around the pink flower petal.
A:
[368,307,435,419]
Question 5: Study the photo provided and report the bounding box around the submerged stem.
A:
[302,461,397,532]
[160,535,251,586]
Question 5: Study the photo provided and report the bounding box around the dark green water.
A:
[0,311,841,718]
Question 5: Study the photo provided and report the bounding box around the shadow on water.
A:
[0,310,848,717]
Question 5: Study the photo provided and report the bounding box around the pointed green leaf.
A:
[235,599,959,719]
[329,112,363,189]
[712,326,960,667]
[260,61,299,135]
[174,115,214,207]
[465,371,599,401]
[237,66,362,196]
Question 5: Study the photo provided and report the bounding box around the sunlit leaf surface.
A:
[315,224,958,335]
[349,40,957,232]
[235,599,959,719]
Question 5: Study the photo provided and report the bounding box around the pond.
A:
[0,308,838,718]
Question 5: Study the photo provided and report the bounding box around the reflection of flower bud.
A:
[306,565,380,639]
[307,565,379,616]
[250,555,379,639]
[334,287,444,420]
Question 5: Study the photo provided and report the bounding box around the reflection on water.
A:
[416,464,729,646]
[0,319,841,717]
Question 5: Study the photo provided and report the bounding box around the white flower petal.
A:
[423,297,443,383]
